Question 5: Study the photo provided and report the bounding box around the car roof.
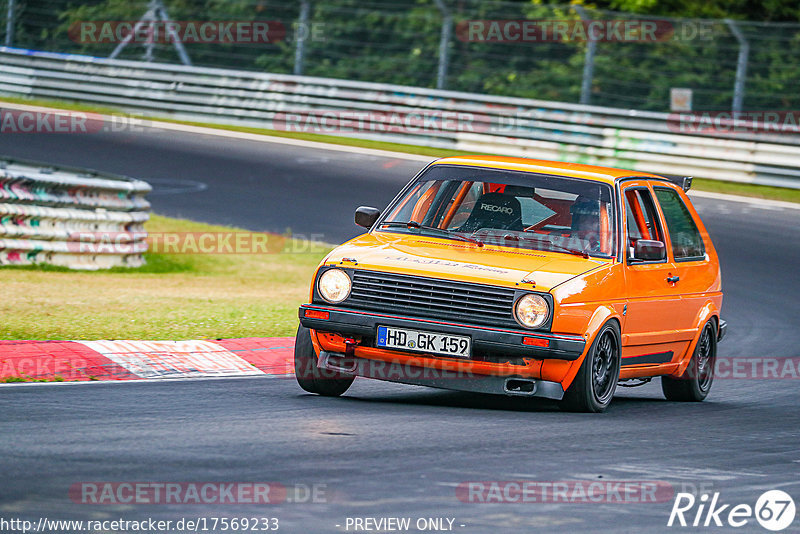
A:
[430,156,665,185]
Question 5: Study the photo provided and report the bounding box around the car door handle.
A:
[666,275,680,283]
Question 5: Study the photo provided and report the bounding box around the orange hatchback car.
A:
[296,156,726,412]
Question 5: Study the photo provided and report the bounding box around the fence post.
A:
[4,0,15,47]
[293,0,311,75]
[725,19,749,113]
[433,0,452,90]
[574,6,596,106]
[109,0,191,65]
[156,1,191,66]
[143,0,157,62]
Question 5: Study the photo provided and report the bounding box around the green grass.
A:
[2,376,29,383]
[691,178,800,204]
[0,214,330,340]
[3,95,798,204]
[2,375,63,383]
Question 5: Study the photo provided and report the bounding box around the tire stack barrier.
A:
[0,158,151,269]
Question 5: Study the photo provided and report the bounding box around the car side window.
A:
[654,187,706,261]
[386,180,444,223]
[624,188,664,246]
[625,201,643,240]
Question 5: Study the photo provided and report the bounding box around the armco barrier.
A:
[1,46,800,189]
[0,158,151,269]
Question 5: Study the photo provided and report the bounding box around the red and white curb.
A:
[0,338,295,382]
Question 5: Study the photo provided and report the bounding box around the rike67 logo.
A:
[668,490,796,531]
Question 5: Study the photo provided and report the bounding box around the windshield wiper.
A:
[380,220,484,247]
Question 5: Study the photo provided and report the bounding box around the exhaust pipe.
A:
[319,351,357,374]
[504,378,537,396]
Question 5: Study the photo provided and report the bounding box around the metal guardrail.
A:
[1,46,800,189]
[0,157,151,269]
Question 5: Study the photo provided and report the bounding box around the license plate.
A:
[376,326,471,358]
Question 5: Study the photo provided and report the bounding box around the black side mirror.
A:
[631,239,666,262]
[355,206,381,228]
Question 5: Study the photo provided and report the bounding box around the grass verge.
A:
[0,214,329,340]
[2,375,64,383]
[2,95,799,204]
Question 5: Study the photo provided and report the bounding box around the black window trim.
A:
[652,185,707,263]
[373,163,618,260]
[620,184,669,266]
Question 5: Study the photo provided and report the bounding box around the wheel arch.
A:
[308,327,323,358]
[674,302,720,376]
[559,305,623,391]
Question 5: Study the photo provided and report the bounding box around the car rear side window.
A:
[654,187,706,261]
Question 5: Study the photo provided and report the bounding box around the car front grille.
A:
[345,270,518,327]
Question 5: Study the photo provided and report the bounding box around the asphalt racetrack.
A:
[1,124,799,533]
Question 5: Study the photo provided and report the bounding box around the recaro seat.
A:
[455,192,524,233]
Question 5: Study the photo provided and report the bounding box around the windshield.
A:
[378,165,616,258]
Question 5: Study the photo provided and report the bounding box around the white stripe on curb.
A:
[80,340,265,379]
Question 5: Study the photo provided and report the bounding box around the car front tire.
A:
[560,321,621,413]
[662,319,716,402]
[294,324,355,397]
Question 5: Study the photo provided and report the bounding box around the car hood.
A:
[325,231,611,292]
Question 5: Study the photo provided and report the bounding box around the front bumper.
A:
[299,304,586,361]
[317,350,565,400]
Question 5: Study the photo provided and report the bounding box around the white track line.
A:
[2,101,798,210]
[0,374,282,388]
[689,190,800,210]
[0,102,433,162]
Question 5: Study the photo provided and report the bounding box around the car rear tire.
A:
[662,320,716,402]
[294,324,355,397]
[560,321,621,413]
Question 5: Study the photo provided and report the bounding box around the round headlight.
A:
[318,269,351,303]
[515,294,549,329]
